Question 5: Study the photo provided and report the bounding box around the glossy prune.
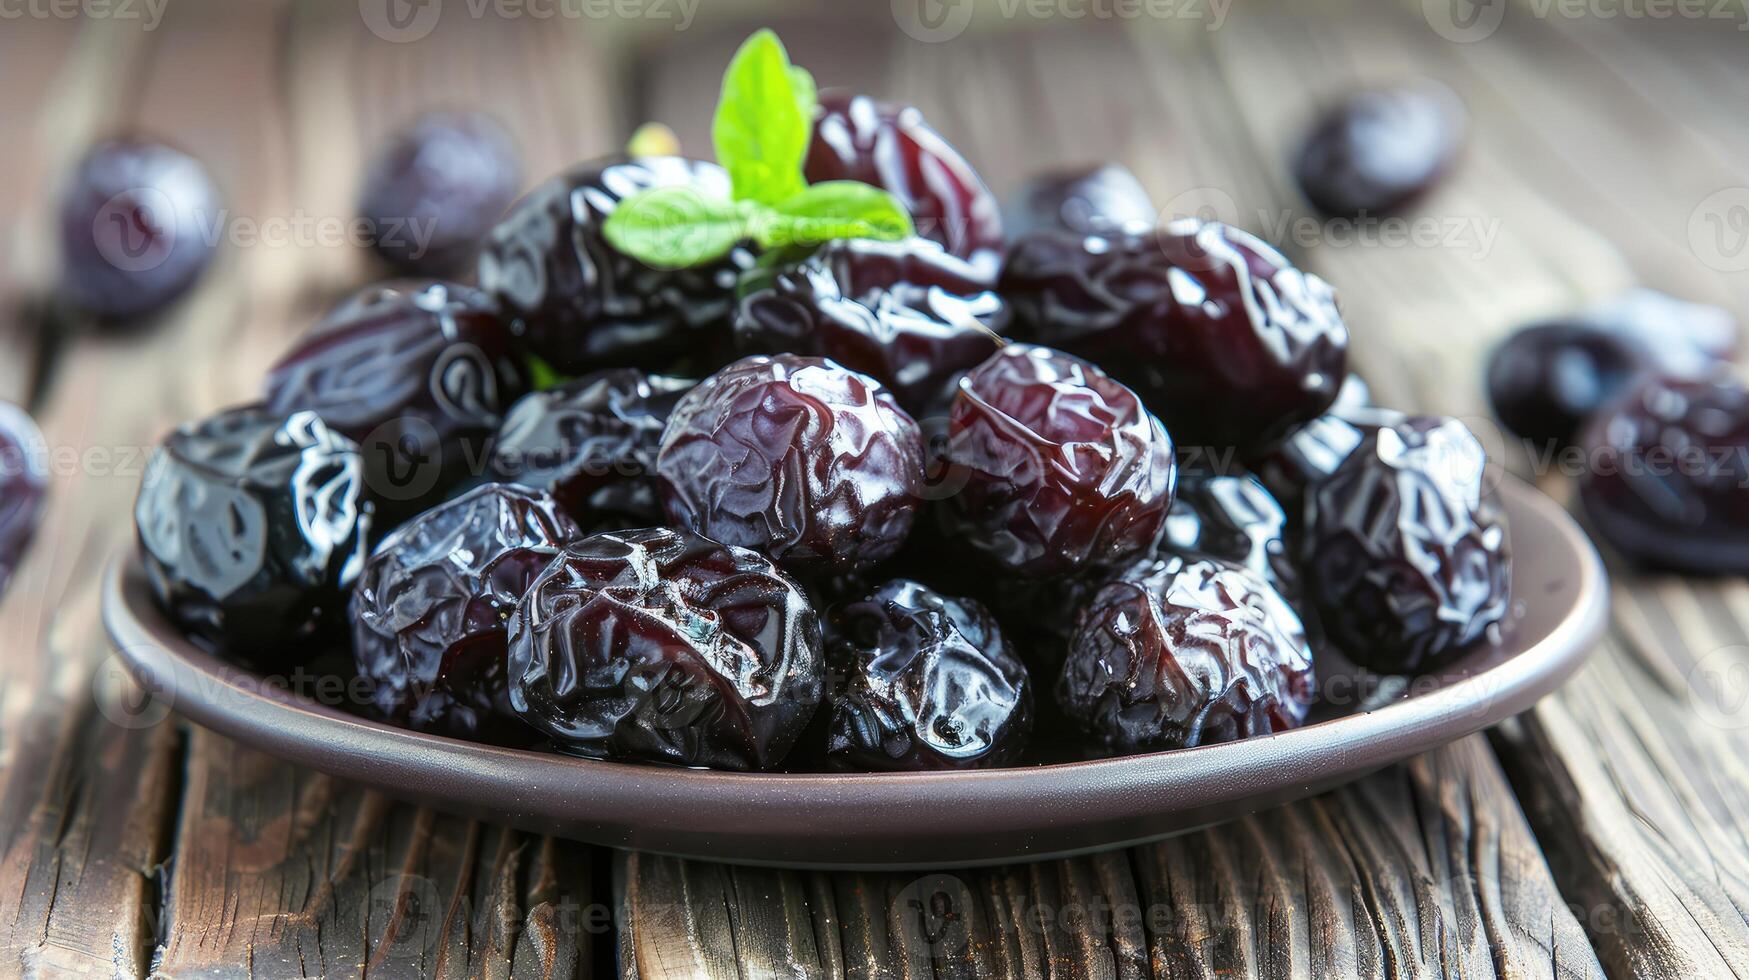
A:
[1253,405,1406,521]
[1305,416,1510,673]
[490,369,691,524]
[1580,288,1736,378]
[506,527,822,770]
[1001,219,1348,456]
[1164,466,1296,599]
[1293,82,1465,217]
[824,579,1031,771]
[1004,163,1157,238]
[359,112,522,276]
[265,280,526,517]
[477,156,752,374]
[0,402,47,595]
[734,237,1006,416]
[59,139,221,319]
[806,92,1003,266]
[1486,322,1650,450]
[1578,375,1749,574]
[944,345,1175,578]
[657,355,923,573]
[1057,554,1314,752]
[350,484,577,742]
[136,407,371,665]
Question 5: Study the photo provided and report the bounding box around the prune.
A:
[1001,219,1348,456]
[1164,466,1296,599]
[733,237,1006,416]
[1332,372,1372,412]
[806,92,1003,266]
[1293,82,1465,217]
[1580,288,1735,378]
[1254,405,1406,520]
[265,280,525,518]
[1486,323,1650,450]
[0,402,47,596]
[944,345,1175,577]
[135,407,372,665]
[1057,554,1314,752]
[1004,163,1157,238]
[822,580,1030,771]
[1305,416,1510,673]
[359,112,522,276]
[477,156,753,374]
[490,369,691,524]
[350,484,577,742]
[1578,375,1749,574]
[506,527,822,770]
[657,355,923,573]
[59,139,221,319]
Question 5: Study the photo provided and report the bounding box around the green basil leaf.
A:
[713,29,810,206]
[602,186,748,270]
[789,64,818,125]
[755,181,915,248]
[526,354,570,390]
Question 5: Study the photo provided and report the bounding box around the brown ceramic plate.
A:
[102,476,1606,870]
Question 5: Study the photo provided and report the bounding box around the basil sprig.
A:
[603,29,913,270]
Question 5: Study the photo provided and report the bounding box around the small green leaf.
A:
[789,64,817,123]
[602,186,749,270]
[713,29,810,206]
[526,354,569,390]
[755,181,915,249]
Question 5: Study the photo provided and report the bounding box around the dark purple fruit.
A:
[806,92,1003,266]
[1001,219,1348,456]
[506,527,822,770]
[0,403,47,596]
[1293,82,1465,217]
[734,237,1006,416]
[1254,405,1406,521]
[135,407,372,665]
[359,111,522,276]
[1057,554,1314,752]
[657,355,923,573]
[489,368,691,524]
[1579,375,1749,574]
[477,155,752,375]
[59,139,221,319]
[1305,416,1510,672]
[1164,466,1296,599]
[824,579,1031,771]
[945,345,1175,578]
[1004,163,1156,238]
[350,484,577,742]
[265,280,525,517]
[1486,322,1650,450]
[1579,289,1735,378]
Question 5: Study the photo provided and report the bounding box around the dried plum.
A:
[1294,82,1465,217]
[358,111,522,276]
[0,402,47,596]
[944,345,1175,577]
[350,483,577,742]
[824,579,1031,771]
[506,527,822,770]
[136,407,372,666]
[1004,163,1156,238]
[1164,466,1296,599]
[1486,322,1650,450]
[657,355,923,573]
[1254,405,1406,521]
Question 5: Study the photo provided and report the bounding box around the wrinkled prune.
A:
[477,155,753,374]
[59,139,221,319]
[1058,554,1314,752]
[806,92,1003,266]
[1486,322,1650,450]
[0,402,47,595]
[359,112,522,276]
[1004,163,1157,238]
[136,407,371,665]
[1305,416,1510,672]
[1253,405,1406,521]
[944,345,1175,577]
[1332,372,1372,412]
[350,484,577,742]
[1581,288,1736,378]
[657,355,923,573]
[506,527,822,770]
[1164,466,1296,599]
[265,280,526,518]
[490,369,691,524]
[1002,219,1348,456]
[1579,375,1749,574]
[734,237,1005,416]
[824,579,1031,771]
[1294,82,1465,217]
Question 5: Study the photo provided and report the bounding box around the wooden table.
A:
[3,2,1747,976]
